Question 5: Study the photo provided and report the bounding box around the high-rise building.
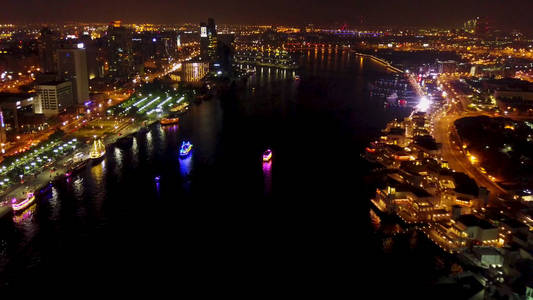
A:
[207,18,218,61]
[78,34,107,79]
[35,81,73,116]
[200,22,209,59]
[57,46,89,104]
[200,18,217,61]
[38,28,59,73]
[107,21,134,80]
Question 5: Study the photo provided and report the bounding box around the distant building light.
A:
[77,43,85,49]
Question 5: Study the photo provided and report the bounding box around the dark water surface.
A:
[0,50,439,297]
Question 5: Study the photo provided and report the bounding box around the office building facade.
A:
[36,81,73,116]
[57,47,90,104]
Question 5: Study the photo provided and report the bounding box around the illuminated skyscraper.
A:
[200,22,209,59]
[207,18,218,61]
[57,46,89,104]
[106,21,134,80]
[199,18,217,61]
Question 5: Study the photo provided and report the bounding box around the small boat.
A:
[170,102,190,114]
[294,75,300,80]
[263,149,272,162]
[160,117,180,125]
[179,141,193,157]
[68,159,89,175]
[11,192,36,212]
[89,138,106,163]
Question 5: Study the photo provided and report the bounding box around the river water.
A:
[0,49,443,297]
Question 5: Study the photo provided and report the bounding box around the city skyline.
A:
[3,3,533,298]
[1,0,533,31]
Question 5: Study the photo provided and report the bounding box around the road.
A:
[432,76,509,201]
[432,110,507,201]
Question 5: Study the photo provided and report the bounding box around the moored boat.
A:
[89,138,106,163]
[11,192,36,212]
[160,117,180,125]
[170,102,190,114]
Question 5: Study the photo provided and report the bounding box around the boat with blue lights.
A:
[11,192,36,212]
[179,141,193,157]
[263,149,272,162]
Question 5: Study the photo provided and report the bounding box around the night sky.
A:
[1,0,532,29]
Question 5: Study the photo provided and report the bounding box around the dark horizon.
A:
[1,0,533,31]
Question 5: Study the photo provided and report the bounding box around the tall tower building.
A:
[38,28,59,73]
[200,22,209,60]
[107,21,134,80]
[199,18,217,61]
[207,18,218,61]
[57,46,89,104]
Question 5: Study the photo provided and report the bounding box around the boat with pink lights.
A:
[262,149,272,162]
[11,192,36,212]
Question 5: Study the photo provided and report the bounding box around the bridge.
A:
[350,51,404,73]
[234,50,298,70]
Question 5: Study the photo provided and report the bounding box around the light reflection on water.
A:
[113,147,123,181]
[146,131,154,159]
[131,137,139,168]
[12,204,36,225]
[179,155,193,190]
[48,186,59,221]
[262,161,272,195]
[89,160,106,212]
[156,124,166,148]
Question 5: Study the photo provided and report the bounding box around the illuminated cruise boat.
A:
[11,192,36,212]
[263,149,272,162]
[160,117,180,125]
[179,141,193,157]
[170,102,189,114]
[89,137,106,163]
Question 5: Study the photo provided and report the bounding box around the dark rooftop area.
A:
[414,135,439,151]
[457,215,495,230]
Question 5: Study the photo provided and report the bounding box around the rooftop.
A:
[457,215,495,230]
[0,92,36,103]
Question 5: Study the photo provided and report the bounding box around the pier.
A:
[352,51,404,73]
